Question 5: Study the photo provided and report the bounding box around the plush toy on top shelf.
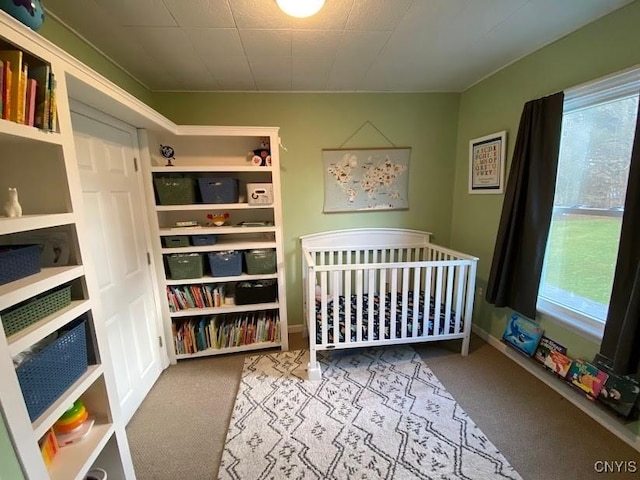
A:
[249,137,271,166]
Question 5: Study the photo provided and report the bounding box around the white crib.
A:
[301,228,478,380]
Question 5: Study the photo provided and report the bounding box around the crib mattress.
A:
[315,291,462,344]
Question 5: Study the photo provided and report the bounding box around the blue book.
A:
[502,313,544,356]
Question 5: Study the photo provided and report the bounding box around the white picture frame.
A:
[469,131,507,194]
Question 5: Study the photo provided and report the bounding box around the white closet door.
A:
[71,106,163,424]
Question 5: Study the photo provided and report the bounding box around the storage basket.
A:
[191,235,218,246]
[245,249,277,274]
[198,177,239,204]
[16,319,88,421]
[166,253,204,280]
[236,280,277,305]
[0,244,41,286]
[162,236,190,248]
[1,285,72,338]
[207,250,242,277]
[154,177,197,205]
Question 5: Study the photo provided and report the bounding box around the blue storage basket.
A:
[192,234,218,246]
[198,177,239,204]
[16,319,88,421]
[0,244,41,286]
[207,250,242,277]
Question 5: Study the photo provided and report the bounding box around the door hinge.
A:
[146,252,151,265]
[133,157,138,172]
[159,336,163,348]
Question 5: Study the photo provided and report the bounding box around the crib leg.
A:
[307,348,322,381]
[461,334,470,356]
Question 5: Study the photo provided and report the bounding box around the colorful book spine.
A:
[48,71,57,131]
[0,50,22,123]
[17,62,28,124]
[29,64,50,129]
[25,78,36,126]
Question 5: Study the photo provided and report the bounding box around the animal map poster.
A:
[322,148,410,213]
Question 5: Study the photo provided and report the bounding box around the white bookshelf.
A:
[0,11,134,480]
[140,127,289,362]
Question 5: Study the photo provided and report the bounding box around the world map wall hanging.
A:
[322,147,410,213]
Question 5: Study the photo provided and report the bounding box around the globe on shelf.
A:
[0,0,45,31]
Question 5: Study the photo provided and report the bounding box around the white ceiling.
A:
[43,0,634,93]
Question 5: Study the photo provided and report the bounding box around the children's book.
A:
[534,335,567,363]
[566,359,609,401]
[502,313,544,356]
[592,353,640,417]
[0,50,22,122]
[543,350,573,378]
[29,64,50,129]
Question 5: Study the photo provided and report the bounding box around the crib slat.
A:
[368,268,375,341]
[390,268,398,339]
[379,267,387,340]
[454,264,466,334]
[401,267,410,339]
[433,266,443,336]
[332,270,340,344]
[412,267,420,338]
[344,266,352,344]
[423,266,432,337]
[356,269,363,343]
[320,271,328,345]
[444,265,454,335]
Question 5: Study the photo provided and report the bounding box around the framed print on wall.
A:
[469,131,507,194]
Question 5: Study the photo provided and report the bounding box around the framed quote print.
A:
[469,131,506,194]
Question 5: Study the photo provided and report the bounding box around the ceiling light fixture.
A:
[276,0,325,18]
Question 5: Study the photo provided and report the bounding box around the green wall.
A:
[451,0,640,361]
[0,414,23,480]
[153,92,461,326]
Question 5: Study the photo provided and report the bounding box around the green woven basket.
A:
[154,177,197,205]
[245,249,277,274]
[1,285,72,337]
[167,253,204,280]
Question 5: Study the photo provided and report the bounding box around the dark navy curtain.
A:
[485,92,565,318]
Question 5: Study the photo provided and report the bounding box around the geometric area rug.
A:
[218,347,523,480]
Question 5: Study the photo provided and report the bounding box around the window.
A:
[537,68,640,340]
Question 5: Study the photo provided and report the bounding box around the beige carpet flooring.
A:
[126,334,640,480]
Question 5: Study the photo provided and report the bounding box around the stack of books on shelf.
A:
[166,284,226,311]
[0,48,56,130]
[172,311,280,355]
[503,312,640,419]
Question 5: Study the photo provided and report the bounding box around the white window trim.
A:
[537,64,640,343]
[537,297,605,343]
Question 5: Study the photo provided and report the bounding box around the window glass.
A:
[538,94,638,326]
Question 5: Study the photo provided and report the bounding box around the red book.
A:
[25,78,36,126]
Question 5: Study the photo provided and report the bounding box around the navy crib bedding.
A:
[315,291,461,344]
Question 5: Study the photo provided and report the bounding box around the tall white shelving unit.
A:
[0,12,134,480]
[140,127,289,363]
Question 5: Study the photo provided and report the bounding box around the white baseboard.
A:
[472,325,640,453]
[288,324,304,334]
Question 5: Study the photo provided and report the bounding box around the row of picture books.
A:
[172,310,280,355]
[166,284,226,311]
[502,312,640,418]
[0,48,56,130]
